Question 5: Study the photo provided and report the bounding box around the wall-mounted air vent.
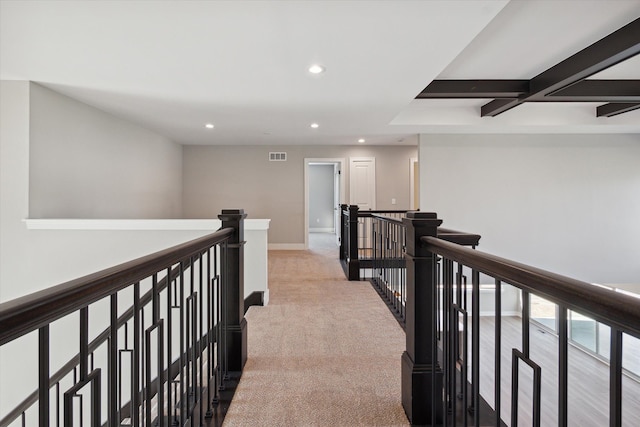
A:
[269,152,287,161]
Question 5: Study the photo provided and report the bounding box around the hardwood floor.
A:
[473,316,640,427]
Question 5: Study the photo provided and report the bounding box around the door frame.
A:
[410,157,419,210]
[304,158,346,250]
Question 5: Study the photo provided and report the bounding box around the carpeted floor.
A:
[222,234,409,426]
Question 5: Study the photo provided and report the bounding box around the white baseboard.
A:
[309,228,335,233]
[268,243,306,250]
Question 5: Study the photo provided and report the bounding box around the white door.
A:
[349,157,376,209]
[350,157,376,251]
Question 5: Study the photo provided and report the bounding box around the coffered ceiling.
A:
[1,0,639,145]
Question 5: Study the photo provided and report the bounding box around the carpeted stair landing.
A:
[222,241,409,426]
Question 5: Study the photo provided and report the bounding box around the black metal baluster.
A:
[610,328,623,427]
[118,323,132,425]
[431,253,439,427]
[213,272,221,400]
[212,245,220,405]
[151,273,165,427]
[443,258,453,426]
[471,269,480,426]
[198,253,204,425]
[495,279,502,427]
[453,304,468,426]
[441,257,448,426]
[56,382,60,427]
[189,258,197,419]
[179,262,185,426]
[522,291,530,357]
[109,294,118,426]
[186,292,198,414]
[133,283,141,427]
[145,321,164,427]
[214,256,222,397]
[558,306,568,427]
[221,242,229,382]
[140,294,146,423]
[80,307,89,382]
[205,249,214,418]
[39,325,50,427]
[168,269,178,425]
[456,263,463,310]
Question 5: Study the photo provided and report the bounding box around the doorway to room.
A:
[304,158,345,250]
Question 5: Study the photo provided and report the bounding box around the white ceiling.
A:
[1,0,639,146]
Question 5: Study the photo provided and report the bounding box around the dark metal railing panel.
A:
[1,211,248,427]
[423,234,640,427]
[369,215,407,326]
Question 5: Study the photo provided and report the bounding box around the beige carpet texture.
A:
[222,234,409,426]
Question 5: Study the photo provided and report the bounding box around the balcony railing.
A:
[398,212,640,426]
[340,206,640,425]
[0,209,248,427]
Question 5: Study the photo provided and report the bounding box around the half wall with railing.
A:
[0,209,249,427]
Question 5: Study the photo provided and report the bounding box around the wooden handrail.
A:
[423,236,640,339]
[437,227,481,247]
[0,227,233,346]
[358,210,416,217]
[370,214,482,247]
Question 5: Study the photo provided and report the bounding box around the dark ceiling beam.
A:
[417,80,529,98]
[418,79,640,102]
[541,80,640,102]
[481,17,640,117]
[596,102,640,117]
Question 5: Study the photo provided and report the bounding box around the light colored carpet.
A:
[222,235,409,426]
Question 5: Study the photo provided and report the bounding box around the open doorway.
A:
[304,158,345,250]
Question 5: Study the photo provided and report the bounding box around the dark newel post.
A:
[347,205,360,280]
[402,212,443,425]
[339,204,348,261]
[219,209,248,371]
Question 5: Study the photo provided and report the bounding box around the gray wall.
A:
[419,133,640,285]
[182,145,418,244]
[29,83,183,219]
[309,164,335,230]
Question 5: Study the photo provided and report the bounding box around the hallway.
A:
[222,234,409,426]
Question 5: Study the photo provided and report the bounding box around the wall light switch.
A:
[391,198,396,205]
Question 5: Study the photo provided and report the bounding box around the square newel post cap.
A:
[218,209,248,221]
[402,212,442,228]
[403,212,442,257]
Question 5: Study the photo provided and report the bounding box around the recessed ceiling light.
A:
[308,64,325,74]
[358,138,365,143]
[310,123,319,129]
[205,123,214,129]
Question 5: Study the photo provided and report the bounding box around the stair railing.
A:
[402,212,640,426]
[0,209,248,427]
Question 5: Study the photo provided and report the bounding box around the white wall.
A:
[419,133,640,286]
[0,81,184,418]
[308,164,335,231]
[29,83,183,219]
[182,144,417,244]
